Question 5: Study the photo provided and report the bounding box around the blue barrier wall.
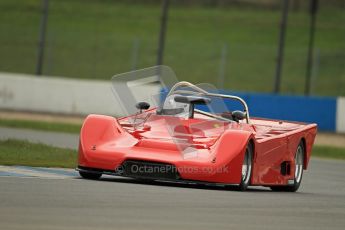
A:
[228,92,336,131]
[160,89,338,132]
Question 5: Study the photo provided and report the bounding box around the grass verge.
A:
[0,139,344,170]
[0,119,81,134]
[312,146,345,160]
[0,1,344,96]
[0,139,77,168]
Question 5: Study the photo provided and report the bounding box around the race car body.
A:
[77,67,317,191]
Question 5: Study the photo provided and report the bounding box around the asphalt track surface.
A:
[0,158,344,230]
[1,127,345,229]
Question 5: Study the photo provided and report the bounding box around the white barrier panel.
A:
[336,97,345,133]
[0,72,157,117]
[1,72,343,133]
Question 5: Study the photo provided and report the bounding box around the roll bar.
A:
[167,81,250,124]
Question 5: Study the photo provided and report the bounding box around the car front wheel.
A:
[79,171,102,180]
[238,143,253,191]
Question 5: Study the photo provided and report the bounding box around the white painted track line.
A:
[0,165,78,179]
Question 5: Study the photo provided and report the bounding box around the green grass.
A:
[313,145,345,160]
[0,119,81,134]
[0,1,344,96]
[0,139,77,168]
[0,139,344,170]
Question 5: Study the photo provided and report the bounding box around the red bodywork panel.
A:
[78,109,317,186]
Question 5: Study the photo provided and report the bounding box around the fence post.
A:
[218,43,228,89]
[273,0,290,94]
[305,0,319,96]
[36,0,50,76]
[156,0,170,66]
[131,38,140,70]
[310,48,320,95]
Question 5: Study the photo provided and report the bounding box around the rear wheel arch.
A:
[300,137,307,169]
[270,141,305,192]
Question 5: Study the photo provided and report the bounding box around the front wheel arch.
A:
[249,139,255,162]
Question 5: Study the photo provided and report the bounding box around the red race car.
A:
[77,67,317,192]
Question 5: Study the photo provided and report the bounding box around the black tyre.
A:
[270,142,304,192]
[238,143,254,191]
[79,171,102,180]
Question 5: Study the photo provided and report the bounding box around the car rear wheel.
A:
[270,142,304,192]
[238,143,253,191]
[79,171,102,180]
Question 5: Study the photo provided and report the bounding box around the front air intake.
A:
[122,160,180,180]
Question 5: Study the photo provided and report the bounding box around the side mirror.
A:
[135,102,150,113]
[232,110,246,122]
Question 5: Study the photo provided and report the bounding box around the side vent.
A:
[280,161,291,176]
